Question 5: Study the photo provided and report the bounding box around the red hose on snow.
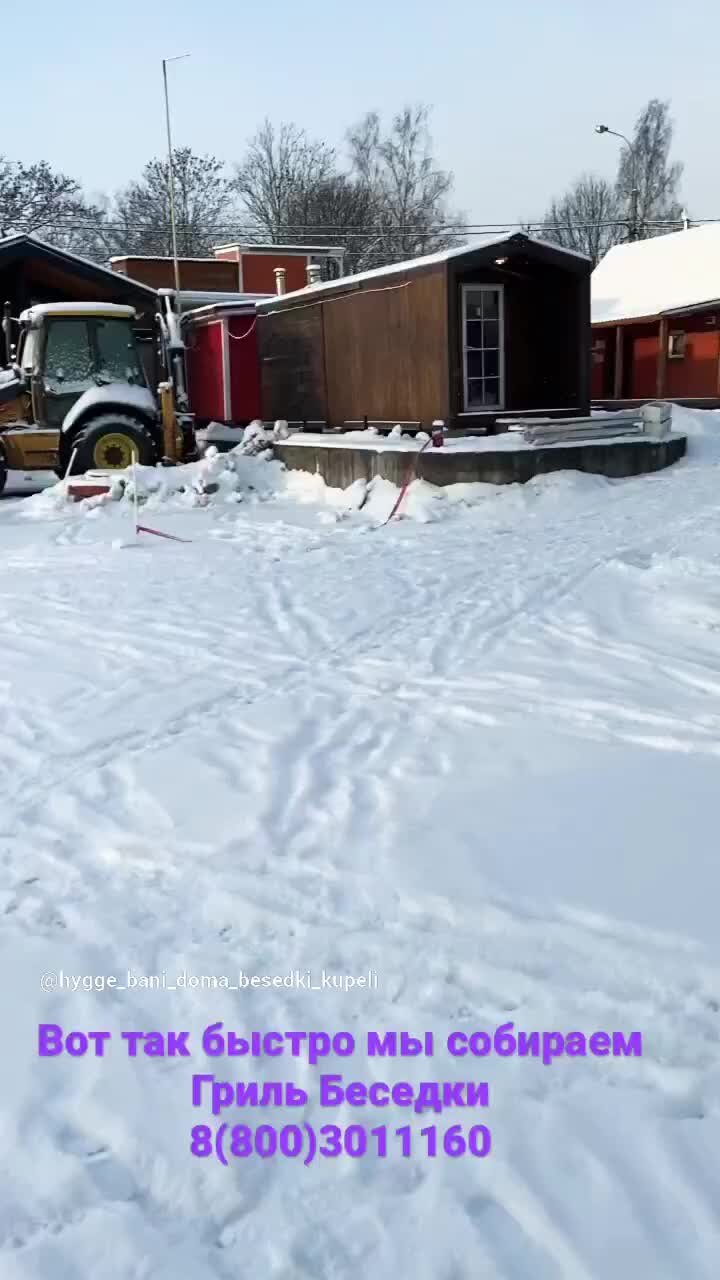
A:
[378,436,433,526]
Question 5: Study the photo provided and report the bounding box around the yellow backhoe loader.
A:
[0,292,195,495]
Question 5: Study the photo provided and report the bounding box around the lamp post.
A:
[595,124,640,242]
[162,55,190,294]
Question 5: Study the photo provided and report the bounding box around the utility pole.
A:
[595,124,640,242]
[162,55,190,295]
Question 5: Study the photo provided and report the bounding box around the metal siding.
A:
[185,321,226,422]
[228,314,262,422]
[242,254,309,295]
[666,315,720,398]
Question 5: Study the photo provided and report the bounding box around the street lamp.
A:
[595,123,640,242]
[162,55,190,294]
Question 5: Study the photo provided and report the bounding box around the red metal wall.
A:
[241,254,308,294]
[228,314,262,421]
[666,315,720,397]
[185,320,225,423]
[592,310,720,400]
[628,324,658,399]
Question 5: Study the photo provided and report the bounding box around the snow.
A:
[592,223,720,324]
[213,243,346,254]
[275,426,672,453]
[257,235,590,308]
[60,383,157,434]
[19,302,137,323]
[3,404,720,1278]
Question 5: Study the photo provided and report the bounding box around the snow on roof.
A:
[213,243,346,255]
[110,255,226,264]
[592,224,720,325]
[177,291,271,313]
[20,302,136,322]
[256,234,589,308]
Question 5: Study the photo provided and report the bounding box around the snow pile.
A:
[21,428,286,520]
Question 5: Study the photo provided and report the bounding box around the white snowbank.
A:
[17,403,719,534]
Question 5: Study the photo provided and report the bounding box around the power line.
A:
[9,217,720,240]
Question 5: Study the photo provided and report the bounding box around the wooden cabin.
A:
[256,233,591,432]
[592,225,720,406]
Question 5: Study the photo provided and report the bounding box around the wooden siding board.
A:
[322,265,448,425]
[258,304,327,422]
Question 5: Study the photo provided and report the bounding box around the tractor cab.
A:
[16,303,147,429]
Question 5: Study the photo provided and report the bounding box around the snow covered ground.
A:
[2,406,720,1278]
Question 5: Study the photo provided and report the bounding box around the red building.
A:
[182,300,262,426]
[591,225,720,405]
[111,243,345,297]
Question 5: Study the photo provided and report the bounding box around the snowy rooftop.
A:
[178,291,270,314]
[257,234,590,308]
[592,223,720,324]
[213,243,346,255]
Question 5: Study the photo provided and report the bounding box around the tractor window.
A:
[94,318,144,386]
[44,319,94,393]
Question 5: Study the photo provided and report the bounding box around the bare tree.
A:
[347,105,459,265]
[282,174,378,272]
[541,97,685,266]
[541,174,624,265]
[111,148,236,257]
[617,98,683,238]
[234,121,337,240]
[0,156,107,255]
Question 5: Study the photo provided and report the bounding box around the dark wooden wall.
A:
[447,255,590,423]
[259,300,327,421]
[258,264,449,425]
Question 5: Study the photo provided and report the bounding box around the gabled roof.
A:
[0,233,157,301]
[591,224,720,325]
[257,233,590,309]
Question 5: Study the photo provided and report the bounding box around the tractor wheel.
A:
[70,414,158,474]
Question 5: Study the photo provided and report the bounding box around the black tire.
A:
[0,449,6,497]
[70,413,158,474]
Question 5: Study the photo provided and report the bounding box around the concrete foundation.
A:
[273,434,687,489]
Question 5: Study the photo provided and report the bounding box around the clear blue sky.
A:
[6,0,720,226]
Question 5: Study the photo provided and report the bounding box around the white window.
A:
[668,330,686,359]
[462,285,505,411]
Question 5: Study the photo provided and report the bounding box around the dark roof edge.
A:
[0,233,158,300]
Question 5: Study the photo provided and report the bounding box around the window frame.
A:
[461,283,505,412]
[667,330,687,360]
